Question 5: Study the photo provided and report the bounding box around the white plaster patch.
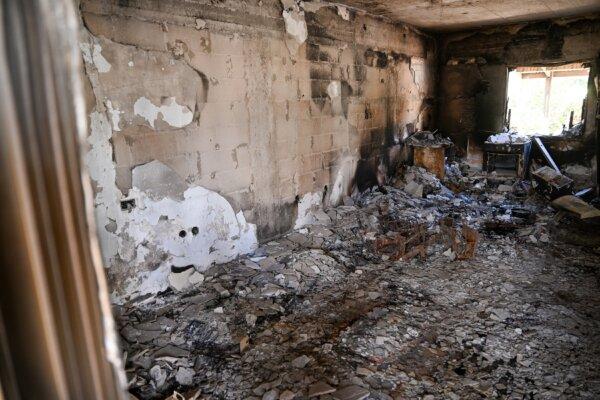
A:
[86,112,257,303]
[105,100,123,132]
[84,112,122,266]
[282,9,307,45]
[337,5,350,21]
[115,186,258,300]
[160,97,194,128]
[294,191,323,229]
[133,97,160,128]
[80,42,111,73]
[327,81,341,99]
[133,96,193,129]
[329,155,356,206]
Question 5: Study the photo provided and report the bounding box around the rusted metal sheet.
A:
[413,146,446,179]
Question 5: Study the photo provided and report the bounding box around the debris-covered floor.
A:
[120,167,600,400]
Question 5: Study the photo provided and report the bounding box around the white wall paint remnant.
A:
[281,0,307,56]
[133,97,161,128]
[327,80,341,99]
[85,120,257,302]
[294,191,323,229]
[84,112,122,265]
[116,186,257,301]
[282,9,307,44]
[336,5,350,21]
[160,97,194,128]
[105,100,123,131]
[133,96,194,129]
[329,155,357,206]
[327,80,343,116]
[80,41,111,73]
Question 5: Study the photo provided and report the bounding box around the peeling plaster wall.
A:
[79,0,436,301]
[437,15,600,162]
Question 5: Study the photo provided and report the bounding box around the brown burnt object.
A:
[374,216,428,261]
[440,217,479,260]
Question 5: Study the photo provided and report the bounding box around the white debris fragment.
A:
[245,313,257,327]
[291,354,311,368]
[168,268,196,292]
[189,271,204,285]
[486,132,529,144]
[294,191,323,229]
[149,365,167,389]
[404,181,423,198]
[195,18,207,29]
[175,367,195,386]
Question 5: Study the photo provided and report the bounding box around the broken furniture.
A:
[532,137,560,173]
[552,195,600,219]
[406,131,452,179]
[439,217,479,260]
[532,166,574,199]
[374,216,428,261]
[483,138,532,178]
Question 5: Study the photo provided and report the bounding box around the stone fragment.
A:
[262,389,279,400]
[240,335,250,352]
[175,367,195,386]
[280,390,296,400]
[153,344,190,358]
[189,271,204,285]
[332,385,370,400]
[291,355,311,368]
[308,381,336,397]
[405,181,423,198]
[168,268,196,292]
[149,365,167,389]
[246,313,258,327]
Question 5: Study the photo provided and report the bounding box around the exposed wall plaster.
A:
[281,0,308,55]
[133,96,194,129]
[116,185,257,301]
[85,111,257,302]
[79,0,436,300]
[336,5,350,21]
[105,100,122,131]
[80,40,111,73]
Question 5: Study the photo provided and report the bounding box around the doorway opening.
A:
[506,63,590,135]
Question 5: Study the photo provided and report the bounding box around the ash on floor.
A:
[120,168,600,400]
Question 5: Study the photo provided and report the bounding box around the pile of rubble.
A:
[118,165,600,400]
[405,131,453,148]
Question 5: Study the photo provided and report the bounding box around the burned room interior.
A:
[2,0,600,399]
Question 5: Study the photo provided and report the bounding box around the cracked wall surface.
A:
[79,0,436,301]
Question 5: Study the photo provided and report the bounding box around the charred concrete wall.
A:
[79,0,436,301]
[437,15,600,163]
